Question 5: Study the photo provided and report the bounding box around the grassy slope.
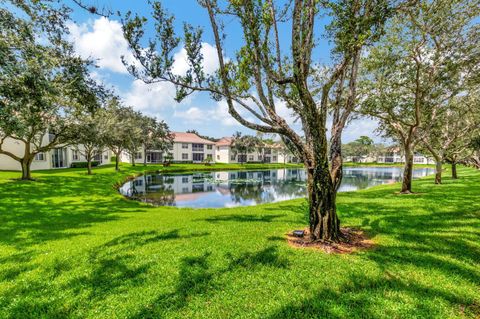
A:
[0,163,478,319]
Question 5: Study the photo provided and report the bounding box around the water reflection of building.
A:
[119,167,433,206]
[119,169,307,206]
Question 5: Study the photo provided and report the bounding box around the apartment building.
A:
[121,132,216,164]
[215,137,299,164]
[376,147,435,164]
[0,135,111,171]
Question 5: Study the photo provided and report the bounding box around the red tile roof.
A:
[215,137,233,146]
[173,132,215,144]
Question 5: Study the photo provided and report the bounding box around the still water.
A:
[119,167,434,208]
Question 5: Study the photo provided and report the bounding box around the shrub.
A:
[70,161,100,168]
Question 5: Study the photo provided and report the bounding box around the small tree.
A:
[70,103,110,175]
[124,110,145,167]
[141,116,173,166]
[420,93,480,183]
[231,132,259,165]
[343,136,374,162]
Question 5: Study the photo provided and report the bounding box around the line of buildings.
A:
[345,146,435,165]
[0,131,434,171]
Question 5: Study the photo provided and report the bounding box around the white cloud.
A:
[122,79,177,116]
[172,42,220,76]
[174,101,241,127]
[341,117,383,143]
[68,17,136,74]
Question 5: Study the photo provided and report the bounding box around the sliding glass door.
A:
[52,148,67,168]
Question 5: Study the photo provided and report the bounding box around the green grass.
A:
[0,163,478,318]
[343,161,435,168]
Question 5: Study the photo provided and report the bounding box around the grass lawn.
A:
[0,163,478,318]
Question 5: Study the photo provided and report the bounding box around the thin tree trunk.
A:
[329,134,343,191]
[307,165,340,241]
[434,160,442,184]
[143,147,147,166]
[451,161,458,179]
[87,155,92,175]
[115,151,120,171]
[401,143,414,193]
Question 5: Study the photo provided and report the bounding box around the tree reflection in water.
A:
[118,167,434,208]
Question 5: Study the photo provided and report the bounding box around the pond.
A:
[119,167,434,208]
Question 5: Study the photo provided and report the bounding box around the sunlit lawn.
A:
[0,163,478,318]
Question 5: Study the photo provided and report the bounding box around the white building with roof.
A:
[214,137,299,164]
[120,132,216,164]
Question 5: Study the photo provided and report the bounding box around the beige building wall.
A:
[0,136,111,171]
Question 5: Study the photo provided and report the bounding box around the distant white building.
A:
[0,135,111,171]
[120,132,216,164]
[214,137,299,164]
[375,147,435,164]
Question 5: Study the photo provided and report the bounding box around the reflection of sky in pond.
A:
[119,167,435,208]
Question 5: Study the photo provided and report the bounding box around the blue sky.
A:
[65,0,381,142]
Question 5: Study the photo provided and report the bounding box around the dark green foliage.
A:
[70,161,100,168]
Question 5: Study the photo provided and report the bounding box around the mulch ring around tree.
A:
[287,227,374,254]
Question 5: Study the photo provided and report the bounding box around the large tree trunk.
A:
[307,165,340,241]
[401,144,414,193]
[451,161,458,179]
[434,160,442,184]
[20,157,34,180]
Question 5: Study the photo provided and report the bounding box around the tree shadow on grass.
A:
[0,174,150,248]
[201,213,287,223]
[267,272,479,319]
[131,245,288,318]
[67,229,212,303]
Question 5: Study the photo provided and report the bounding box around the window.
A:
[206,154,213,160]
[207,145,213,150]
[182,187,189,193]
[135,152,142,160]
[230,154,236,161]
[182,143,188,149]
[273,156,277,162]
[192,143,204,152]
[104,154,109,160]
[133,179,143,186]
[217,155,220,160]
[182,177,189,183]
[258,155,263,161]
[217,147,220,151]
[72,150,79,161]
[248,155,254,161]
[182,153,188,160]
[34,153,45,161]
